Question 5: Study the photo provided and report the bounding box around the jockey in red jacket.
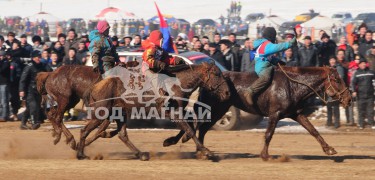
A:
[142,30,183,72]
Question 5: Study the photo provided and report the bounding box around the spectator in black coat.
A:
[207,43,225,68]
[351,59,375,129]
[297,36,319,67]
[317,33,337,66]
[220,39,240,71]
[0,50,10,122]
[282,48,298,67]
[240,38,255,72]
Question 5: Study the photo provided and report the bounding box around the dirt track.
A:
[0,121,374,179]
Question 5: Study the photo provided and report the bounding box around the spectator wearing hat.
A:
[57,33,66,46]
[317,33,337,66]
[32,35,43,52]
[175,36,188,50]
[284,32,299,60]
[19,50,52,130]
[366,45,375,71]
[0,50,10,122]
[207,42,225,67]
[358,30,374,58]
[297,36,319,67]
[351,59,375,129]
[352,41,360,58]
[220,39,239,71]
[123,36,132,49]
[336,36,354,62]
[5,32,20,49]
[20,34,32,57]
[111,36,119,47]
[295,24,305,47]
[64,29,80,59]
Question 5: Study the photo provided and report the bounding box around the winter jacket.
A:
[64,38,80,57]
[19,61,52,93]
[297,45,319,67]
[366,53,375,72]
[336,44,355,62]
[351,68,375,99]
[0,59,10,85]
[63,56,82,65]
[240,48,255,72]
[317,40,337,66]
[208,49,226,69]
[358,40,374,58]
[253,38,295,75]
[76,49,88,65]
[222,49,239,71]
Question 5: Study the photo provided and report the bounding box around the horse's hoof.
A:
[77,154,90,160]
[139,152,150,161]
[260,153,271,161]
[196,151,209,160]
[163,137,178,147]
[53,136,61,145]
[196,149,214,161]
[69,140,77,150]
[325,146,337,155]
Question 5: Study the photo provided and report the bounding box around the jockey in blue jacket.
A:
[243,27,296,105]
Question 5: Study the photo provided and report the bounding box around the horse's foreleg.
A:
[76,119,102,160]
[118,124,149,161]
[61,124,77,150]
[295,114,337,155]
[260,114,279,161]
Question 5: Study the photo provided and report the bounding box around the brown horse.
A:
[163,66,351,161]
[76,62,230,160]
[36,63,135,150]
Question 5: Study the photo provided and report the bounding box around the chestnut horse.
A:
[76,62,230,160]
[163,66,351,161]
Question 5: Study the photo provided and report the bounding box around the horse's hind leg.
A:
[85,119,111,146]
[294,114,337,155]
[260,114,280,161]
[61,124,77,150]
[118,124,149,161]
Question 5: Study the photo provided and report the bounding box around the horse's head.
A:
[199,62,230,101]
[324,68,351,108]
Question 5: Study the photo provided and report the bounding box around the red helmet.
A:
[149,30,163,47]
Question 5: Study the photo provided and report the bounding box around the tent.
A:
[28,12,60,23]
[248,15,287,38]
[95,7,136,22]
[302,15,343,40]
[148,14,178,24]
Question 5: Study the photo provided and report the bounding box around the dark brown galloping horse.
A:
[76,62,230,160]
[36,63,134,150]
[163,66,351,161]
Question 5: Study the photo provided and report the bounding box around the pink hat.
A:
[97,20,110,34]
[295,24,302,29]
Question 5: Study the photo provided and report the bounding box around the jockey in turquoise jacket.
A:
[243,27,296,105]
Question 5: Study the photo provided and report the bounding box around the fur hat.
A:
[262,27,277,43]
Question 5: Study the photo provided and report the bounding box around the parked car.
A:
[331,12,353,24]
[354,13,375,31]
[294,10,320,22]
[278,21,304,39]
[193,19,217,27]
[114,51,263,130]
[245,13,265,24]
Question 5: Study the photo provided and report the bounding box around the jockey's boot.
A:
[242,67,273,106]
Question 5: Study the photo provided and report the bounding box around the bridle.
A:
[324,72,349,103]
[278,64,348,104]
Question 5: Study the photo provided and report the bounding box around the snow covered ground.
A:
[0,0,373,23]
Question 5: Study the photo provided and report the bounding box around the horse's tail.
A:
[36,72,51,95]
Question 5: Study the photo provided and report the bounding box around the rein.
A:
[278,64,348,104]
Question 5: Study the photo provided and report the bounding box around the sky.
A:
[0,0,374,22]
